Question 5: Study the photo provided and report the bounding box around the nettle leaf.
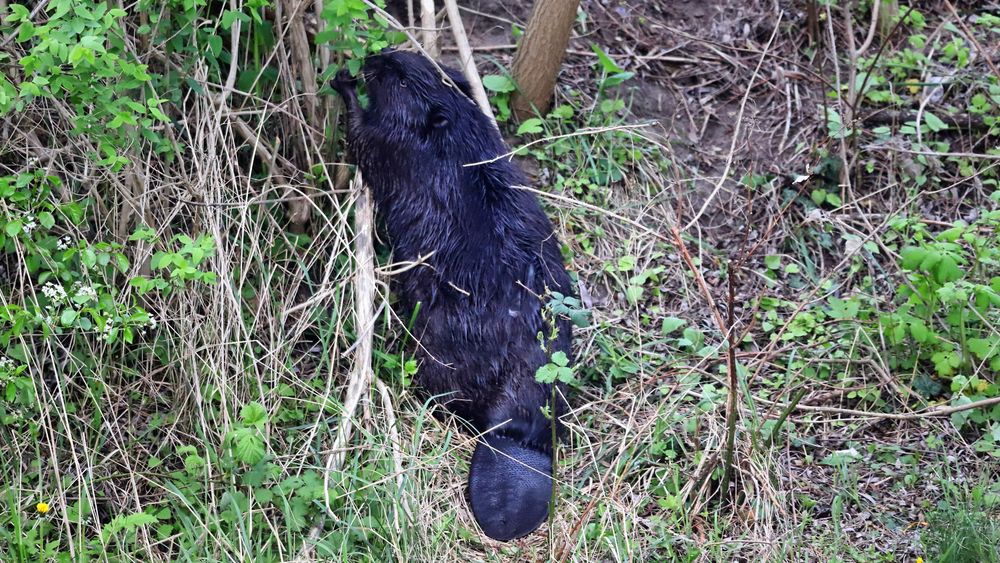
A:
[234,429,265,465]
[935,255,963,283]
[240,401,268,426]
[909,319,930,343]
[900,246,926,270]
[516,118,543,135]
[968,338,996,359]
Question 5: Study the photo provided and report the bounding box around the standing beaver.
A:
[332,49,573,541]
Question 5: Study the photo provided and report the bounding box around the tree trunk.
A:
[510,0,580,121]
[878,0,899,40]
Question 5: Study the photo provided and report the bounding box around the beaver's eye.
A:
[399,78,408,88]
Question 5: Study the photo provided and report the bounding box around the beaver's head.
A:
[358,50,484,140]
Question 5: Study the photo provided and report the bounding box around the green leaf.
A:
[516,118,543,135]
[938,224,966,242]
[827,297,860,320]
[101,512,158,543]
[968,338,995,359]
[923,111,947,132]
[550,351,569,367]
[556,366,575,384]
[591,44,625,74]
[234,430,265,465]
[481,75,515,93]
[625,285,644,304]
[909,319,930,343]
[601,72,634,88]
[661,317,686,335]
[37,211,55,229]
[4,220,22,236]
[535,363,558,384]
[82,248,98,268]
[6,4,30,22]
[548,105,574,120]
[60,309,78,326]
[240,402,268,425]
[899,246,926,270]
[935,255,963,283]
[764,255,781,270]
[820,448,861,466]
[221,10,250,30]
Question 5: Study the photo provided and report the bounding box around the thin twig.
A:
[763,395,1000,421]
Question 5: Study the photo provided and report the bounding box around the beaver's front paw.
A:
[331,68,357,99]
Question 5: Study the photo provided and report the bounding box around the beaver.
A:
[332,49,573,542]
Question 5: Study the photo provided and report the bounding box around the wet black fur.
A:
[332,50,573,541]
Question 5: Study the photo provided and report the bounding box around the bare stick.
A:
[443,0,496,123]
[421,0,438,57]
[325,171,376,485]
[765,395,1000,421]
[375,377,414,528]
[719,260,739,502]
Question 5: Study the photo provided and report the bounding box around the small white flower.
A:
[147,315,157,329]
[23,215,37,234]
[41,282,68,303]
[0,356,14,370]
[75,285,97,302]
[56,236,72,251]
[101,318,116,340]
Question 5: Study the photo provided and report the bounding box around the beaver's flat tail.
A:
[467,432,553,541]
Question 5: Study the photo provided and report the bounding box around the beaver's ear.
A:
[427,106,451,129]
[443,67,475,100]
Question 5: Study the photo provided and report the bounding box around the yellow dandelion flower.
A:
[905,79,921,95]
[916,557,924,563]
[36,502,50,514]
